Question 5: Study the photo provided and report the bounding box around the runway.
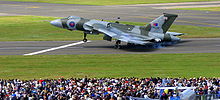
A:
[0,1,220,55]
[1,38,220,55]
[0,1,220,27]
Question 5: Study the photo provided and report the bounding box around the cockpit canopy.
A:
[67,16,81,19]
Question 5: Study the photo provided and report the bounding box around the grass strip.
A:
[0,53,219,79]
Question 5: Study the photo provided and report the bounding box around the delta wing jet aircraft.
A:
[50,13,184,48]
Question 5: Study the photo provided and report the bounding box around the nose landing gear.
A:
[83,32,87,42]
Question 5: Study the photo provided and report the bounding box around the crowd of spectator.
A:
[0,77,219,100]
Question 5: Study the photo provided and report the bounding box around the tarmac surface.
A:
[1,38,220,55]
[0,1,220,27]
[0,1,220,55]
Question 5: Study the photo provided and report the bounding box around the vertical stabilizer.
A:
[149,13,178,34]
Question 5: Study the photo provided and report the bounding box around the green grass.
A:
[1,16,220,41]
[8,0,219,5]
[0,53,219,79]
[0,16,102,41]
[176,7,220,12]
[170,24,220,38]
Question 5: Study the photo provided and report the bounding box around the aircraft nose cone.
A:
[50,19,63,28]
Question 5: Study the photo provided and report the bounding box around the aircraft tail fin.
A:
[149,13,178,34]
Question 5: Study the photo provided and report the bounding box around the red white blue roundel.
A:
[69,21,75,27]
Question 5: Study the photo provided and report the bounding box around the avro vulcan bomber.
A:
[50,13,184,48]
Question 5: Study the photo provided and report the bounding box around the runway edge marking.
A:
[23,41,91,56]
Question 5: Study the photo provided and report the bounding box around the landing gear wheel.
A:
[114,45,121,49]
[114,40,121,49]
[83,32,87,42]
[83,39,87,42]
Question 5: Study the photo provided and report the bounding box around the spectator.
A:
[0,77,219,100]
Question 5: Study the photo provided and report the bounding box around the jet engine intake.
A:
[150,38,161,42]
[89,30,100,35]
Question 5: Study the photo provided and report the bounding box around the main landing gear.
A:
[83,32,87,42]
[114,40,121,49]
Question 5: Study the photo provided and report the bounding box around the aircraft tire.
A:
[83,39,87,42]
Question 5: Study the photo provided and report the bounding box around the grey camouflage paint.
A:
[51,13,182,45]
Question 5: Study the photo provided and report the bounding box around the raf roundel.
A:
[69,21,75,27]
